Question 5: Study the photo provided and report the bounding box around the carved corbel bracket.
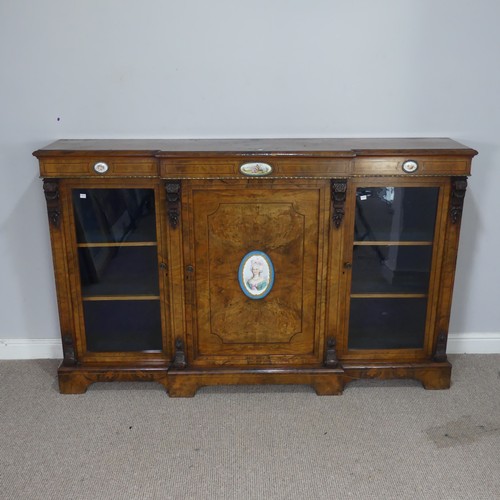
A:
[331,179,347,228]
[324,337,339,368]
[433,331,448,363]
[165,180,181,229]
[43,179,61,228]
[450,176,468,224]
[172,338,187,370]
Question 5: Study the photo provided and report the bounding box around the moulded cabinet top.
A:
[33,138,478,158]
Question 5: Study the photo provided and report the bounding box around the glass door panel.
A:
[83,300,162,352]
[348,186,439,351]
[355,187,438,242]
[72,188,162,353]
[72,189,156,244]
[351,245,433,295]
[348,298,427,349]
[78,246,160,297]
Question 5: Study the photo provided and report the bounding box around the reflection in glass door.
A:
[72,188,162,352]
[348,186,439,350]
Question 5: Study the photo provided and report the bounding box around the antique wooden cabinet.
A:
[34,138,477,396]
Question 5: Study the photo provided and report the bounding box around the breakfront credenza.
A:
[34,138,477,396]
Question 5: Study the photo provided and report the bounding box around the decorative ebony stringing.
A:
[324,337,339,368]
[62,333,77,366]
[450,176,467,224]
[172,338,187,369]
[43,179,61,228]
[165,180,181,229]
[331,179,347,229]
[433,331,448,362]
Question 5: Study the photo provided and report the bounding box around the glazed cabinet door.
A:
[340,178,449,361]
[62,180,170,363]
[182,179,333,367]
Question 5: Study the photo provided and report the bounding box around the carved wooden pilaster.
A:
[450,176,468,224]
[331,179,347,228]
[43,179,61,229]
[433,331,448,362]
[172,338,187,369]
[324,337,339,368]
[62,333,77,366]
[165,180,181,229]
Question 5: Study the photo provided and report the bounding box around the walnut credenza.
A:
[34,138,477,396]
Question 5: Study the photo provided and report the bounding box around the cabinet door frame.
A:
[60,178,171,364]
[180,178,335,367]
[338,176,451,362]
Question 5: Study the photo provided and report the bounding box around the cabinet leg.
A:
[167,376,199,397]
[418,367,452,390]
[58,371,92,394]
[313,376,345,396]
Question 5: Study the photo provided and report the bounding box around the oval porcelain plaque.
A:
[238,251,274,299]
[239,162,273,176]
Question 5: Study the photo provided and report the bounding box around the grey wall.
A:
[1,0,499,346]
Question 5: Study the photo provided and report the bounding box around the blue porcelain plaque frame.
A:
[238,251,274,299]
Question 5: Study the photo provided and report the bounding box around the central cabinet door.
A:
[183,179,331,367]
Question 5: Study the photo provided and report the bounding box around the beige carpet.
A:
[1,355,499,500]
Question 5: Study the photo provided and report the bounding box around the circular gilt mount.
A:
[402,160,419,174]
[93,162,109,174]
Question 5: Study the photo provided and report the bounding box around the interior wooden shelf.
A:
[350,293,428,299]
[82,295,161,301]
[77,242,157,248]
[353,241,433,246]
